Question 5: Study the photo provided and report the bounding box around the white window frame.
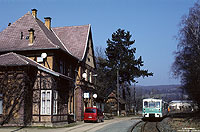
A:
[41,90,52,115]
[53,90,58,115]
[85,69,88,81]
[89,71,92,83]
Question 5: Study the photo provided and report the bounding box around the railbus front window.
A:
[149,102,155,108]
[155,102,160,108]
[144,101,148,108]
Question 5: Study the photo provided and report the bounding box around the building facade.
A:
[106,91,126,116]
[0,9,98,126]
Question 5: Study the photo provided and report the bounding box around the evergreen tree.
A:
[105,29,153,84]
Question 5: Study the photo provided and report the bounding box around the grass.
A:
[168,111,200,131]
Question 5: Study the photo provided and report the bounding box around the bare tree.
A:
[95,46,114,98]
[172,2,200,108]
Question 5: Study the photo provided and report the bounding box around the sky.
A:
[0,0,197,86]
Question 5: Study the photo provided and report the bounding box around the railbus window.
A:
[155,102,160,108]
[149,102,155,108]
[144,101,148,108]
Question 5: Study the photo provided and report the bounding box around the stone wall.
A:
[0,67,34,126]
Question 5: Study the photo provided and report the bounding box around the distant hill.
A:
[130,84,188,102]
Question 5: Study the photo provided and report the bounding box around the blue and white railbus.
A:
[142,98,168,118]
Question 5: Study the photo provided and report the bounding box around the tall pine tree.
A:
[105,29,153,84]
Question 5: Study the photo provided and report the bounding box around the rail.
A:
[131,121,161,132]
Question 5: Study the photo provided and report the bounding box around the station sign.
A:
[84,93,90,99]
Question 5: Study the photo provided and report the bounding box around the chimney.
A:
[44,17,51,30]
[31,9,37,18]
[28,28,35,45]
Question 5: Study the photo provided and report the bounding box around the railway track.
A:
[131,121,161,132]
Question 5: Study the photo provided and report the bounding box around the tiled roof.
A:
[0,52,72,80]
[0,12,63,52]
[107,91,126,104]
[108,92,117,98]
[0,52,50,68]
[0,11,91,61]
[53,25,90,60]
[0,52,30,66]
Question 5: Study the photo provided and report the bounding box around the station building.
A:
[0,9,101,126]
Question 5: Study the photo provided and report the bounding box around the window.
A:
[85,69,88,81]
[0,94,2,114]
[60,60,64,74]
[89,72,92,83]
[69,96,73,113]
[149,102,155,108]
[69,65,72,77]
[144,101,148,108]
[87,71,90,82]
[53,91,58,115]
[65,64,72,77]
[41,90,51,115]
[85,108,96,113]
[155,102,160,108]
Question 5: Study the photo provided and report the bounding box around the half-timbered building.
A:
[0,9,98,126]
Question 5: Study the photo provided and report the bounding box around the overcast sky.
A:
[0,0,197,86]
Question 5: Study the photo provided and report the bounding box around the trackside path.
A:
[0,116,141,132]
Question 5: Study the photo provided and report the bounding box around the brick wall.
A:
[75,86,83,121]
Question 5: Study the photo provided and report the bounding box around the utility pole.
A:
[134,81,138,115]
[117,69,120,116]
